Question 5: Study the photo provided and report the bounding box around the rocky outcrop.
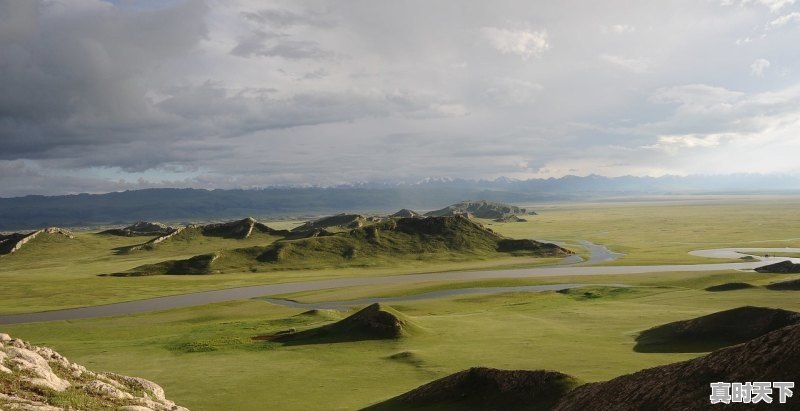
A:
[0,333,188,411]
[0,228,74,256]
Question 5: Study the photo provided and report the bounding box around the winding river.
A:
[1,246,798,325]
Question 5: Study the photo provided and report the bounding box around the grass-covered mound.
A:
[111,216,572,275]
[385,350,426,367]
[425,200,535,219]
[256,303,421,345]
[104,253,220,277]
[201,217,288,239]
[494,214,528,223]
[362,367,580,411]
[634,306,800,352]
[755,260,800,273]
[553,324,800,410]
[495,239,570,256]
[704,282,756,292]
[766,278,800,290]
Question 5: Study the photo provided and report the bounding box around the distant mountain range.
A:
[2,174,800,231]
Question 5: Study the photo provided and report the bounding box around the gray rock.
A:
[6,346,71,392]
[0,334,190,410]
[85,379,135,399]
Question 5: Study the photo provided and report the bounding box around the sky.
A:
[1,0,800,196]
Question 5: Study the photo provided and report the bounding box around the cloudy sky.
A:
[1,0,800,196]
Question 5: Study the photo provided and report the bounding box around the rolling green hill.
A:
[0,228,75,256]
[424,200,535,219]
[111,216,571,276]
[119,217,289,253]
[291,213,376,232]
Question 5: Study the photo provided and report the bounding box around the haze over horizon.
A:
[2,0,800,197]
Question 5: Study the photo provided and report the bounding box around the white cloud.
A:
[600,54,649,73]
[650,84,743,113]
[608,24,636,34]
[636,82,800,174]
[644,133,729,153]
[757,0,796,11]
[751,58,771,76]
[770,11,800,27]
[723,0,796,11]
[481,27,549,60]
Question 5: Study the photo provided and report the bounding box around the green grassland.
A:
[2,270,799,410]
[2,197,800,410]
[758,251,800,258]
[2,198,800,314]
[486,197,800,265]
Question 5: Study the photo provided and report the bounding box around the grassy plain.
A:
[2,197,800,410]
[3,271,799,410]
[488,196,800,265]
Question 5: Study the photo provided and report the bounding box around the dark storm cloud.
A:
[0,0,207,162]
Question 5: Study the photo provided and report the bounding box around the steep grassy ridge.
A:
[113,217,571,276]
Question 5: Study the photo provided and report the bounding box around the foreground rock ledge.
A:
[0,333,188,411]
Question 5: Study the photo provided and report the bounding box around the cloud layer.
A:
[1,0,799,196]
